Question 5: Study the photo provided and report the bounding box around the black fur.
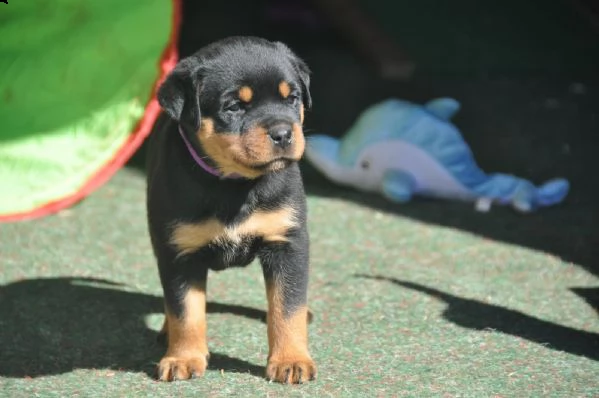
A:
[146,37,313,376]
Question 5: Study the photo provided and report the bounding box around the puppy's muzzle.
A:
[268,124,293,149]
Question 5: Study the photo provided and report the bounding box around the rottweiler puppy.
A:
[146,36,316,384]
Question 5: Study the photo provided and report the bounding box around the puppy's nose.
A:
[268,127,293,148]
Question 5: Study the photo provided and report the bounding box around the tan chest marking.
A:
[170,207,298,256]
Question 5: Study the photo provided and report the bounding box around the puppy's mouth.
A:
[241,157,296,171]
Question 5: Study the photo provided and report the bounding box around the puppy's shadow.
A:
[356,274,599,361]
[0,277,266,379]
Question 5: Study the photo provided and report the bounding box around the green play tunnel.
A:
[0,0,180,221]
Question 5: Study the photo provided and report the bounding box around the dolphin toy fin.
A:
[424,98,461,120]
[382,170,416,203]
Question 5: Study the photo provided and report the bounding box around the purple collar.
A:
[178,127,242,179]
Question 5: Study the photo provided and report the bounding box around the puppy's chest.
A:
[170,207,297,266]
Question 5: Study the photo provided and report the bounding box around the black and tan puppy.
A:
[146,37,315,384]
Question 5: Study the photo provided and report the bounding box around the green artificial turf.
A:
[1,168,597,397]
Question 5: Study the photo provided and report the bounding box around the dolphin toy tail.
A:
[535,178,570,207]
[472,173,570,212]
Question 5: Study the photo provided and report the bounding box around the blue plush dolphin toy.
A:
[305,98,569,213]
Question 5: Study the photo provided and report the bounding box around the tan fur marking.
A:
[165,287,208,356]
[265,282,316,383]
[170,218,224,256]
[238,86,253,103]
[197,118,304,178]
[278,81,291,99]
[291,123,306,159]
[197,118,264,178]
[157,285,208,381]
[170,207,298,256]
[300,103,305,124]
[234,207,297,242]
[241,125,272,166]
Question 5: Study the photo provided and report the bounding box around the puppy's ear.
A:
[276,42,312,110]
[293,56,312,110]
[157,57,202,131]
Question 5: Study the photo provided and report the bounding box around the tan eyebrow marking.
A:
[278,81,291,99]
[238,86,253,103]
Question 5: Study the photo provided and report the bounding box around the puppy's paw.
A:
[266,355,317,384]
[157,355,208,382]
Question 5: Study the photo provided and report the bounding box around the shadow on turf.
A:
[0,277,266,379]
[357,275,599,362]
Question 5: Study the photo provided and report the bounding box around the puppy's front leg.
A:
[260,240,316,384]
[157,268,209,381]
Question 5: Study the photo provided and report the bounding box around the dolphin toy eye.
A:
[360,160,370,169]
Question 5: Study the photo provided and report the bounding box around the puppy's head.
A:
[158,36,311,179]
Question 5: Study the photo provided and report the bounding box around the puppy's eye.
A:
[224,102,243,113]
[288,94,300,106]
